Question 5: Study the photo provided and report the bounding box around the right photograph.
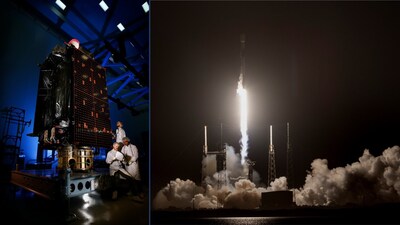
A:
[151,1,400,224]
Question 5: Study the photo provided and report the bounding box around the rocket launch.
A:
[237,34,248,165]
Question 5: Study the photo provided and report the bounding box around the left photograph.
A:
[0,1,149,224]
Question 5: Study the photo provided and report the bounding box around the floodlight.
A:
[142,2,149,13]
[117,23,125,31]
[55,0,66,10]
[99,0,109,12]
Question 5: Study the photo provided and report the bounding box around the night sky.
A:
[151,1,400,197]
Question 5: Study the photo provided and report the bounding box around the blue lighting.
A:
[1,1,148,172]
[1,3,60,164]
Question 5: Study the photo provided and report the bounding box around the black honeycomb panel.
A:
[93,69,107,98]
[71,48,112,148]
[35,45,112,149]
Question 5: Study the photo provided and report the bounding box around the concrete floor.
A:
[0,171,149,225]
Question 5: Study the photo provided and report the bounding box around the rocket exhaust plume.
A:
[237,76,248,165]
[237,34,248,165]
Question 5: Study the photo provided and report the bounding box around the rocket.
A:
[237,33,249,165]
[240,33,246,86]
[203,125,208,156]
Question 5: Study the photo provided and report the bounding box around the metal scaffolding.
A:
[0,106,31,171]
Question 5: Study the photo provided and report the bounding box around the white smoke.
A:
[294,145,400,206]
[224,179,265,209]
[202,145,251,186]
[153,144,283,210]
[153,145,400,210]
[267,176,288,191]
[153,178,271,210]
[202,154,216,178]
[225,145,247,179]
[152,178,205,210]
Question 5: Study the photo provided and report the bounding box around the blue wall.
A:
[0,2,61,164]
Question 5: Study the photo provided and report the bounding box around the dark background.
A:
[151,1,400,199]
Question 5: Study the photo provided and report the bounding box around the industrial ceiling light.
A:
[99,0,109,12]
[55,0,66,10]
[142,2,149,13]
[117,23,125,32]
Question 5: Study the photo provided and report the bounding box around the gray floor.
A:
[1,172,149,225]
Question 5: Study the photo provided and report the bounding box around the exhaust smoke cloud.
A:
[153,145,400,210]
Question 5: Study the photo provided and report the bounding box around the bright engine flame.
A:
[237,74,248,165]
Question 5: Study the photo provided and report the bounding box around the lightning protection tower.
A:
[267,125,276,185]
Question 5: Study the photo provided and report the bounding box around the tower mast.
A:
[267,125,276,185]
